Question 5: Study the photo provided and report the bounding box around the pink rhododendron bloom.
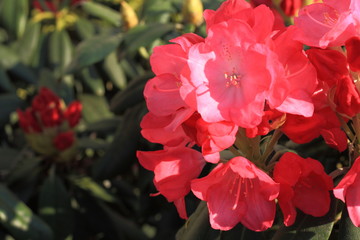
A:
[273,152,333,226]
[270,26,317,117]
[194,116,238,163]
[294,0,359,48]
[184,19,280,128]
[334,156,360,227]
[137,147,205,219]
[191,156,279,231]
[246,108,285,138]
[140,112,191,147]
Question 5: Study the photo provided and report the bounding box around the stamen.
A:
[303,8,338,29]
[232,178,242,210]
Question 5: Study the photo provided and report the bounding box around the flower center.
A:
[225,72,242,88]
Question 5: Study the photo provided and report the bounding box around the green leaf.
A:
[176,202,219,240]
[0,94,24,126]
[74,17,96,40]
[81,2,121,26]
[102,52,127,90]
[0,65,15,93]
[17,21,41,65]
[337,205,360,240]
[78,94,113,123]
[77,138,109,151]
[0,148,18,177]
[272,195,339,240]
[49,30,73,78]
[92,103,145,180]
[78,66,105,96]
[74,190,148,240]
[69,175,116,203]
[38,171,73,240]
[0,0,28,38]
[110,72,153,114]
[82,117,122,135]
[123,23,174,54]
[5,154,41,185]
[66,32,122,74]
[0,184,53,240]
[0,44,37,84]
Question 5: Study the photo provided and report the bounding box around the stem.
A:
[260,129,283,164]
[338,113,355,140]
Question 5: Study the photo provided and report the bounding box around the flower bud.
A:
[120,0,139,30]
[182,0,204,26]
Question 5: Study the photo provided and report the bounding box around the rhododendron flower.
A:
[53,131,75,151]
[31,87,61,112]
[17,109,42,133]
[273,152,333,226]
[307,48,348,87]
[190,115,238,163]
[345,36,360,72]
[64,101,82,127]
[294,0,359,48]
[184,19,279,128]
[191,156,279,231]
[281,89,347,152]
[137,147,205,219]
[334,157,360,227]
[332,75,360,118]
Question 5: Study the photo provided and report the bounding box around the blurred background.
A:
[0,0,226,239]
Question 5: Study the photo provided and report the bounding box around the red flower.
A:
[31,87,61,113]
[191,156,279,231]
[64,101,82,127]
[40,107,63,127]
[137,147,205,219]
[332,75,360,118]
[307,48,348,88]
[334,156,360,227]
[346,36,360,72]
[17,109,42,133]
[281,0,303,16]
[53,131,75,151]
[273,152,333,226]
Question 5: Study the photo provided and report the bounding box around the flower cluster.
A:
[138,0,360,232]
[17,87,82,161]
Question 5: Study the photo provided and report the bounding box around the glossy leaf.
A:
[78,94,113,123]
[123,23,174,55]
[81,1,122,26]
[0,44,37,84]
[0,184,53,240]
[49,30,73,78]
[66,32,122,74]
[69,175,116,203]
[337,205,360,240]
[38,171,74,240]
[272,195,339,240]
[0,65,15,92]
[92,103,145,180]
[0,94,24,126]
[17,21,41,65]
[102,52,127,90]
[79,66,105,96]
[176,202,219,240]
[110,72,153,114]
[0,0,28,38]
